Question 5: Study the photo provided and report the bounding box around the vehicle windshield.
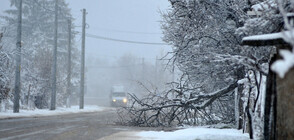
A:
[112,92,126,97]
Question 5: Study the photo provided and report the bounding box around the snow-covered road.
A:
[0,106,249,140]
[0,108,127,140]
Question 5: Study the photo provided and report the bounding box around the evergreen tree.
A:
[1,0,80,108]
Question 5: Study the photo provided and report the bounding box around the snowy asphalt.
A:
[0,108,137,140]
[0,108,249,140]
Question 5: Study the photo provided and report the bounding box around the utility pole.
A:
[50,0,58,110]
[142,58,145,83]
[27,84,31,106]
[80,9,86,109]
[66,19,72,108]
[155,56,158,86]
[14,0,22,113]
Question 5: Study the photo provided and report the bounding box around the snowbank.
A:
[0,105,105,119]
[137,127,249,140]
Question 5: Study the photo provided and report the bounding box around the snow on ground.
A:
[0,105,106,119]
[136,127,250,140]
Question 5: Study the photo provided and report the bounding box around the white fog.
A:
[1,0,294,140]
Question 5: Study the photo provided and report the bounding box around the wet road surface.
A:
[0,108,139,140]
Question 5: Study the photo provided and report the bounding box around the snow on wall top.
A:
[242,30,294,78]
[241,30,294,46]
[243,32,282,41]
[251,0,276,12]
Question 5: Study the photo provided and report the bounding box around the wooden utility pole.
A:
[142,58,145,82]
[80,9,86,109]
[50,0,58,110]
[14,0,22,113]
[66,19,72,108]
[155,56,158,86]
[27,84,31,106]
[234,87,239,128]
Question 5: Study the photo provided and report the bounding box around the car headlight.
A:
[123,98,127,103]
[113,99,116,102]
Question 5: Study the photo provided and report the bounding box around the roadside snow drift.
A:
[137,127,250,140]
[0,105,105,119]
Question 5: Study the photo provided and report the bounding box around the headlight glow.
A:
[123,98,127,103]
[113,99,116,102]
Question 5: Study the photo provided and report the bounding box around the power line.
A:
[87,64,142,69]
[85,33,168,45]
[85,53,158,60]
[94,28,162,35]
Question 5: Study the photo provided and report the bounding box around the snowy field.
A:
[136,127,250,140]
[0,105,106,119]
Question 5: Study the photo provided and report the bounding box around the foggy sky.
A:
[0,0,172,64]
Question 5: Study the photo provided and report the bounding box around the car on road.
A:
[110,85,128,107]
[110,92,128,107]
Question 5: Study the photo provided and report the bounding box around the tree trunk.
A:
[264,61,276,140]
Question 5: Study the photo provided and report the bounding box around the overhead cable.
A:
[85,33,168,45]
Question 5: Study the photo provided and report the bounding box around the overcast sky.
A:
[0,0,172,64]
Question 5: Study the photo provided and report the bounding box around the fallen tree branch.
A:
[118,82,238,127]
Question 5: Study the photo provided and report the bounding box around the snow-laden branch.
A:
[271,49,294,78]
[118,82,238,126]
[271,0,294,78]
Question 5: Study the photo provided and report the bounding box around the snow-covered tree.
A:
[160,0,251,124]
[0,30,14,111]
[1,0,80,109]
[118,2,281,136]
